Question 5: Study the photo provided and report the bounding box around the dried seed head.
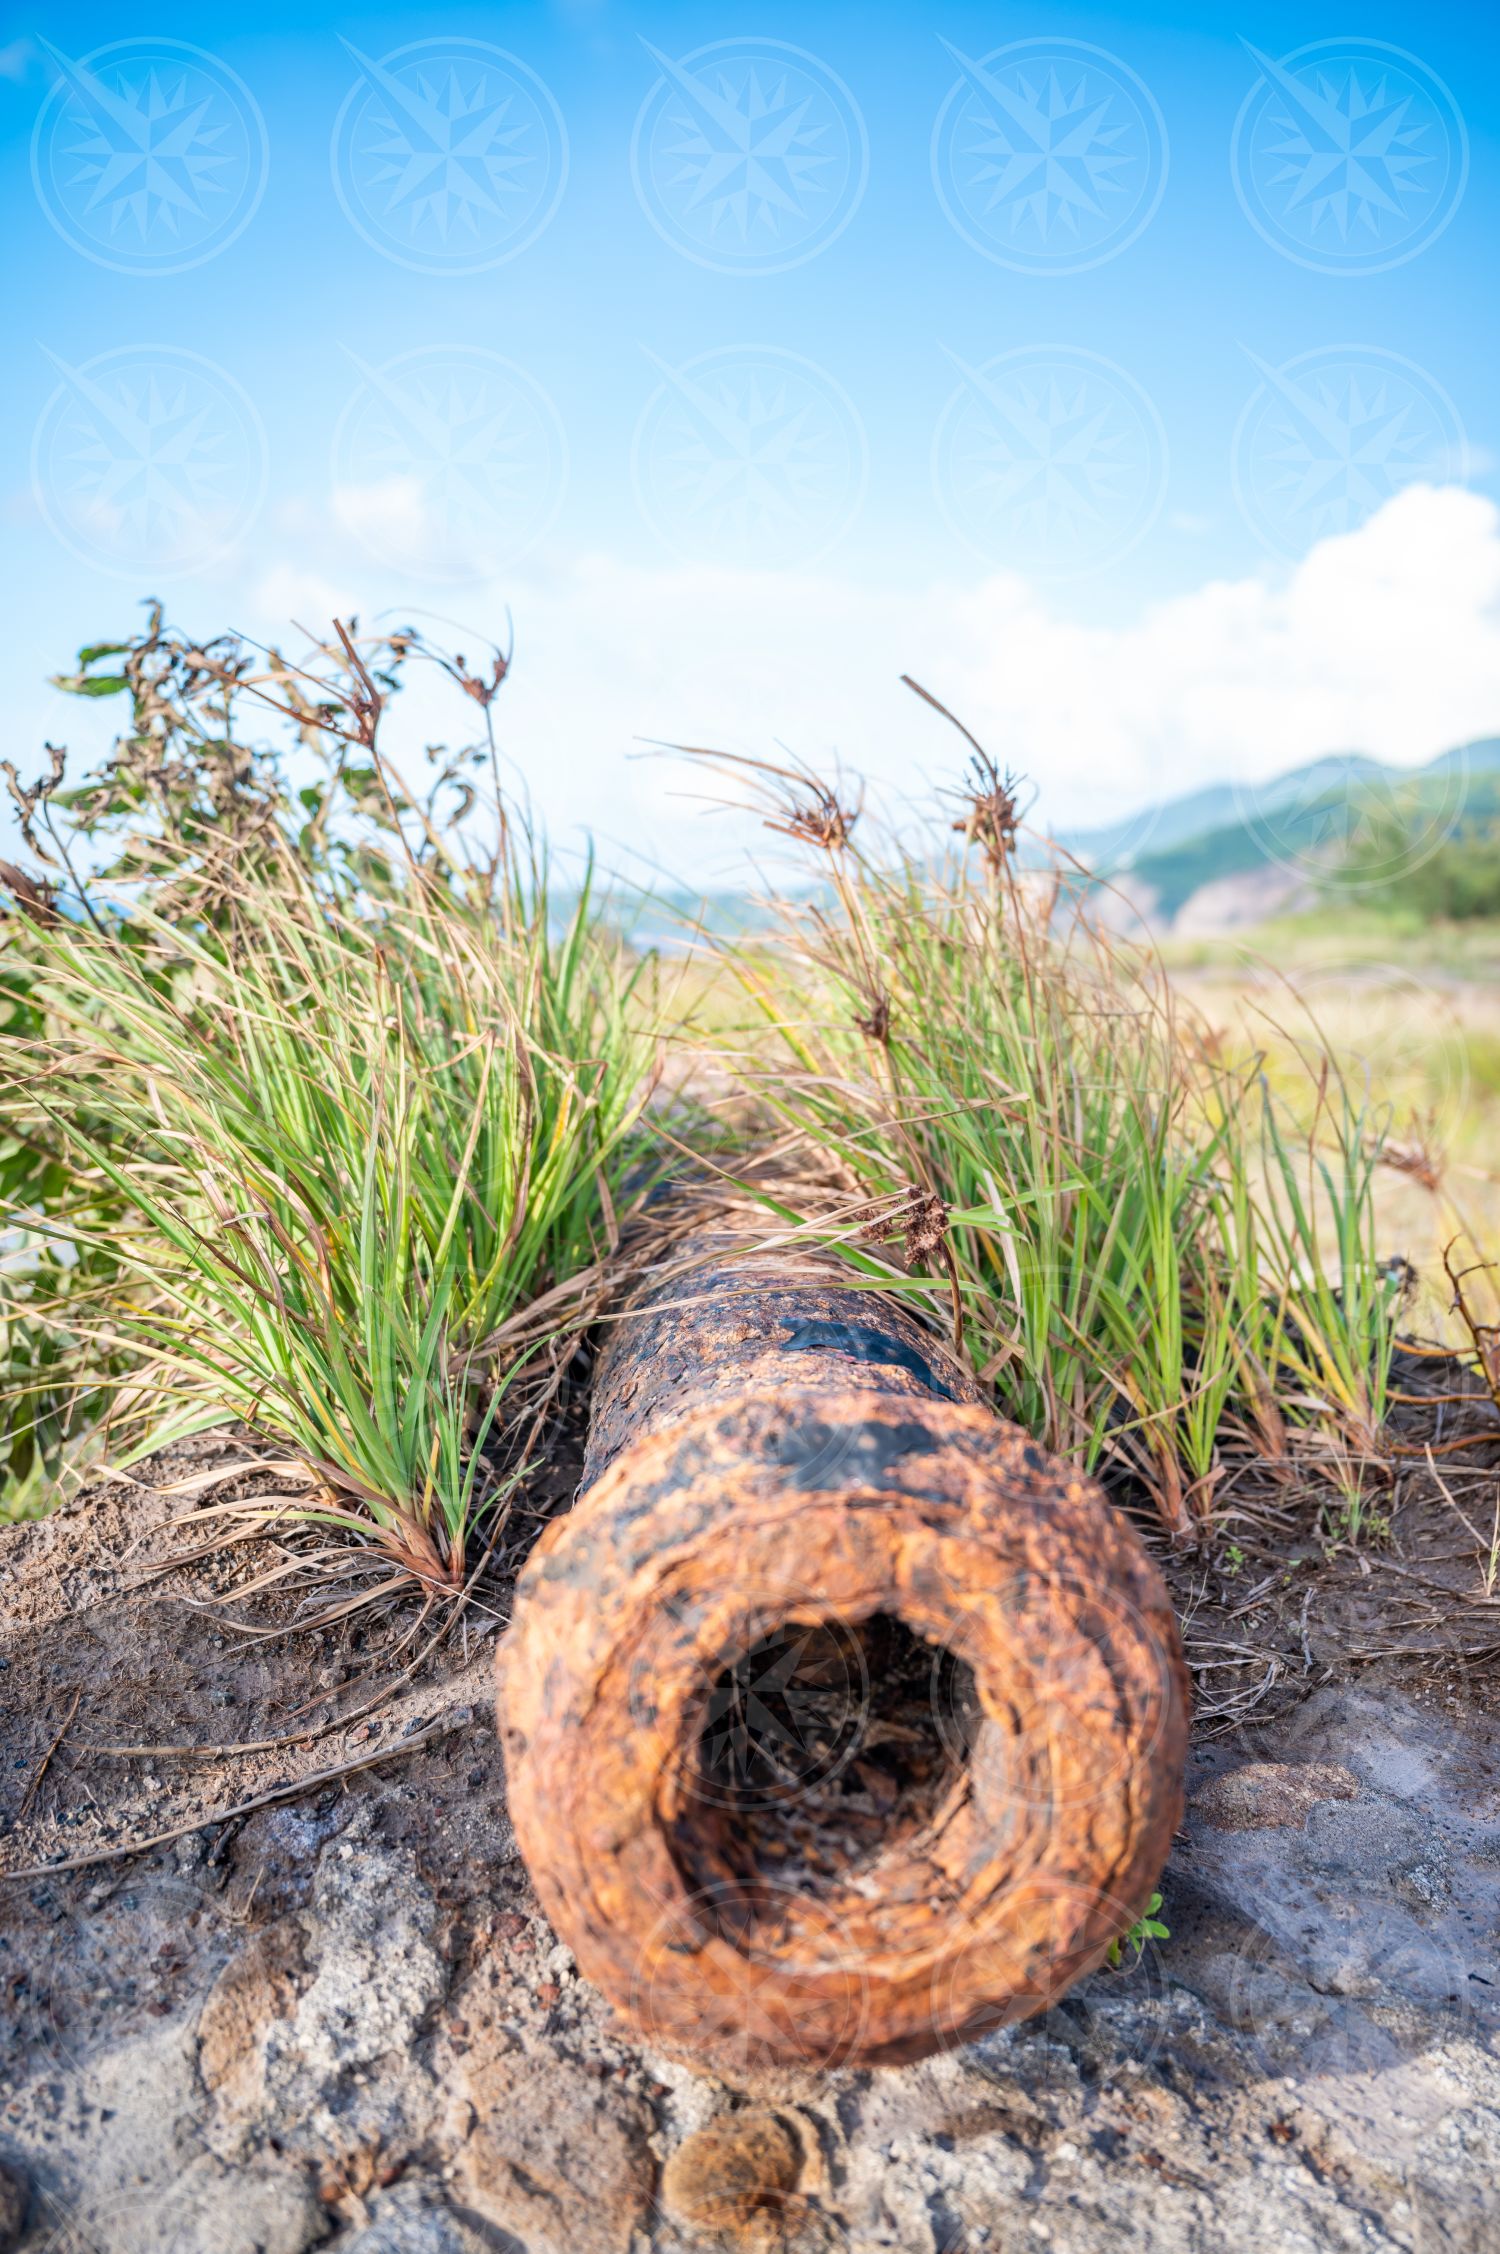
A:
[1379,1127,1445,1196]
[766,780,860,853]
[853,1189,950,1268]
[903,1190,950,1269]
[852,1200,903,1248]
[951,753,1022,875]
[853,991,891,1044]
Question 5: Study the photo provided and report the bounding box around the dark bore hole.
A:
[673,1612,982,1921]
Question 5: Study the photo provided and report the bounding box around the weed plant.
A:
[1,613,657,1574]
[699,706,1404,1537]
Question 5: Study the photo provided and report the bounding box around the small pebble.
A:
[660,2107,801,2247]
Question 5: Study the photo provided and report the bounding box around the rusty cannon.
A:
[498,1218,1188,2072]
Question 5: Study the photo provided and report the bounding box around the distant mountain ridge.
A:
[1047,735,1500,932]
[1053,738,1500,872]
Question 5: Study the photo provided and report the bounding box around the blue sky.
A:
[3,1,1497,871]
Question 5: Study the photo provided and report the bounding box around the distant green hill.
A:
[1054,738,1500,921]
[1053,753,1386,869]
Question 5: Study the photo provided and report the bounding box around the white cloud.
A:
[327,478,508,585]
[330,477,434,559]
[230,482,1500,878]
[251,562,362,635]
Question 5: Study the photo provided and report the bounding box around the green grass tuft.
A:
[2,614,659,1564]
[699,734,1406,1538]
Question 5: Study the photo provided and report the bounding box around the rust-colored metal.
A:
[498,1222,1189,2073]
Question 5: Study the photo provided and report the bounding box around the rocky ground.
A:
[1,1418,1497,2254]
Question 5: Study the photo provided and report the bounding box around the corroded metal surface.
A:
[499,1230,1189,2073]
[580,1226,987,1490]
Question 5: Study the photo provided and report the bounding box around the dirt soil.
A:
[1,1368,1498,2254]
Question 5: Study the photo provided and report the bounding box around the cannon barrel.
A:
[498,1221,1188,2071]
